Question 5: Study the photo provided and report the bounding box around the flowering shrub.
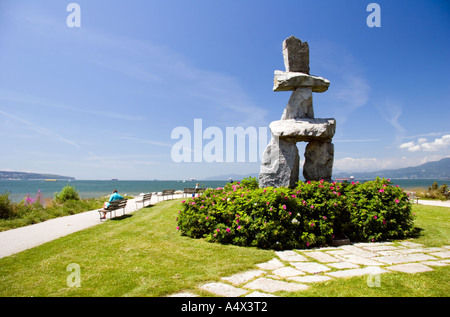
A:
[177,177,415,250]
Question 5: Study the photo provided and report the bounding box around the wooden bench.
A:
[183,188,206,197]
[135,193,153,208]
[98,199,127,220]
[159,189,175,201]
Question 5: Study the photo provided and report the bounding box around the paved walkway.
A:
[0,193,185,259]
[416,199,450,208]
[169,241,450,297]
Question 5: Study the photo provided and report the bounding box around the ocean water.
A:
[0,180,229,203]
[0,179,447,203]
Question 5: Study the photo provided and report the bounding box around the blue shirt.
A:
[109,192,124,202]
[106,192,124,207]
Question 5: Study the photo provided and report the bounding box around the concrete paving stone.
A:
[290,262,331,274]
[326,266,388,278]
[304,251,341,263]
[375,253,436,265]
[339,245,377,258]
[353,242,394,247]
[272,266,305,278]
[243,277,309,293]
[303,247,337,251]
[256,258,285,270]
[167,292,199,297]
[328,261,360,269]
[396,248,427,254]
[325,250,352,257]
[221,270,266,286]
[398,241,424,248]
[287,275,333,283]
[377,251,402,256]
[340,254,384,266]
[421,247,447,253]
[443,246,450,250]
[266,274,282,280]
[428,251,450,259]
[421,260,449,267]
[245,291,278,297]
[275,250,308,262]
[386,263,433,274]
[200,282,248,297]
[361,245,399,252]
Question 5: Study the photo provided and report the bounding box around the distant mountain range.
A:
[0,171,76,180]
[204,158,450,181]
[333,157,450,180]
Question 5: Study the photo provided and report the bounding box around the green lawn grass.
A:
[0,201,448,297]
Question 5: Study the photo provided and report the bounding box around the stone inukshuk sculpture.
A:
[259,36,336,188]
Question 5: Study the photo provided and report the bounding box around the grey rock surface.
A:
[303,141,334,182]
[259,137,300,188]
[273,71,330,93]
[282,36,310,74]
[269,118,336,142]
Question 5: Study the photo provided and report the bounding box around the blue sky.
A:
[0,0,449,180]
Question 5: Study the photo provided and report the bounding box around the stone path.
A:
[168,241,450,297]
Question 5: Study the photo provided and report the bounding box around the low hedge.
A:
[177,177,416,250]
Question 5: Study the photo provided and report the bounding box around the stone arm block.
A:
[273,71,330,93]
[269,118,336,142]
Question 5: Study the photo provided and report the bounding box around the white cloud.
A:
[399,135,450,152]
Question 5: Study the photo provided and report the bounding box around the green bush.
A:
[54,185,80,203]
[177,177,416,250]
[0,192,15,219]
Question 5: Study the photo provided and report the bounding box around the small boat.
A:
[45,179,57,182]
[334,176,355,181]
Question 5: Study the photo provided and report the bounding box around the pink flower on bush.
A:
[306,242,310,247]
[395,199,400,203]
[282,205,286,210]
[374,215,378,219]
[379,189,384,193]
[237,226,241,230]
[310,223,314,227]
[323,216,327,220]
[176,226,180,231]
[226,228,231,233]
[216,229,220,232]
[310,205,314,209]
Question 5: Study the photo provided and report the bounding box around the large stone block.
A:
[269,118,336,142]
[281,88,314,120]
[303,141,334,182]
[283,36,310,74]
[273,71,330,93]
[259,137,299,188]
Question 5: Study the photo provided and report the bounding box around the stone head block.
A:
[283,36,310,74]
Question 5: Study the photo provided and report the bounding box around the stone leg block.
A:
[259,137,299,188]
[303,141,334,182]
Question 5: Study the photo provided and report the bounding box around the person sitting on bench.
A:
[101,189,124,219]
